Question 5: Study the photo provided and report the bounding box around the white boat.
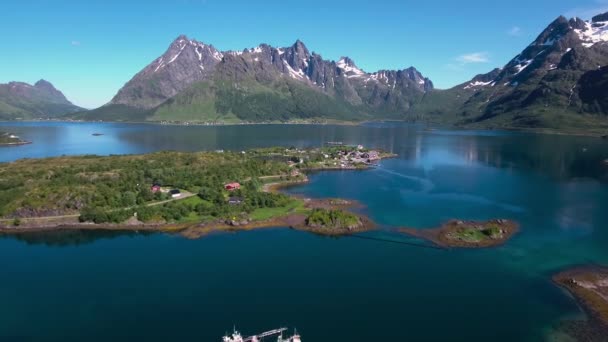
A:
[222,327,300,342]
[277,329,301,342]
[222,330,244,342]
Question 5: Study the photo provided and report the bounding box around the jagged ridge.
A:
[91,36,433,122]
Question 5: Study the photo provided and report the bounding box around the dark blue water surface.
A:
[1,121,608,341]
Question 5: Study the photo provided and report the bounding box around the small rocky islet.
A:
[0,132,30,146]
[399,219,519,248]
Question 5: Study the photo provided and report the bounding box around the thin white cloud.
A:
[508,26,522,36]
[566,0,608,19]
[71,41,81,46]
[456,52,489,64]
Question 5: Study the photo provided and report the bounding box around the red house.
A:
[224,182,241,191]
[150,184,161,193]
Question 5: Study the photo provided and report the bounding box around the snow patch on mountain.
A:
[574,20,608,48]
[168,42,187,64]
[370,71,389,83]
[538,36,560,46]
[514,59,533,75]
[154,58,165,72]
[337,57,365,78]
[283,60,305,79]
[464,80,493,90]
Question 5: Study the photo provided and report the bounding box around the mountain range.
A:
[4,12,608,134]
[0,80,83,120]
[72,36,433,123]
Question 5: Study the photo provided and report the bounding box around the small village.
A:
[146,144,391,209]
[280,143,390,170]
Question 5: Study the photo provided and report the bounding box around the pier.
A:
[244,328,287,341]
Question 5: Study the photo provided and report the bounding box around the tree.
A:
[121,191,137,207]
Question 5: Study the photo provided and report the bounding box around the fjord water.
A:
[1,122,608,341]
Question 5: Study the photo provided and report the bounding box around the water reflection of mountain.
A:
[395,132,608,182]
[466,135,608,181]
[0,229,157,247]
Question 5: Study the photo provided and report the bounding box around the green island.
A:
[400,219,519,248]
[0,145,395,238]
[552,266,608,338]
[297,208,373,235]
[0,131,30,146]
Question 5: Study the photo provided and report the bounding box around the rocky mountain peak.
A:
[569,17,587,30]
[337,57,357,67]
[592,12,608,23]
[531,15,573,47]
[32,79,69,102]
[336,57,365,78]
[292,39,309,54]
[110,34,225,109]
[278,39,311,76]
[171,34,189,44]
[34,79,54,89]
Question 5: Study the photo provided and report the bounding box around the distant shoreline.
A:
[2,119,607,138]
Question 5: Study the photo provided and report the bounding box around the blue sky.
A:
[2,0,607,108]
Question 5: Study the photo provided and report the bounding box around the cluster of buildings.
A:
[223,183,244,204]
[145,144,383,206]
[320,146,382,169]
[337,149,381,164]
[150,183,182,198]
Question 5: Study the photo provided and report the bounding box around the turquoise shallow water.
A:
[1,122,607,341]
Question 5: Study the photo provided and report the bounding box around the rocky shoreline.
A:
[399,219,519,248]
[552,266,608,338]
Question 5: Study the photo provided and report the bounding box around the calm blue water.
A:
[1,121,608,341]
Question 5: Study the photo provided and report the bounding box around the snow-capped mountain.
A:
[111,35,224,108]
[105,36,432,121]
[433,12,608,129]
